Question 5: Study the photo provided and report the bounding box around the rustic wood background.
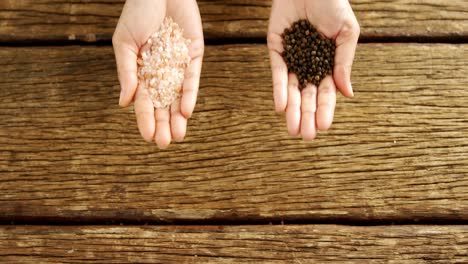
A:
[0,0,467,263]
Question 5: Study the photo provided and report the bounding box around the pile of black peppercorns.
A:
[281,19,335,89]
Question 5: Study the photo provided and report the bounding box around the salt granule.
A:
[137,17,191,108]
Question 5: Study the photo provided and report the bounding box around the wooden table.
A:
[0,0,467,263]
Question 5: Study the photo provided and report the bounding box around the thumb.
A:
[113,34,138,107]
[333,17,360,98]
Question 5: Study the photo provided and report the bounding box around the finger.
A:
[300,84,318,141]
[155,107,171,149]
[168,0,204,119]
[286,73,301,136]
[316,76,336,131]
[180,49,203,119]
[333,18,360,98]
[170,98,187,142]
[269,50,288,112]
[112,39,138,107]
[134,85,155,142]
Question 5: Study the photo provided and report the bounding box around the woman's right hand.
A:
[113,0,204,149]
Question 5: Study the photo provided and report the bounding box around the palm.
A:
[267,0,359,140]
[113,0,204,149]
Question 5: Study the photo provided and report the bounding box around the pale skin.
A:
[113,0,204,149]
[114,0,358,147]
[268,0,360,140]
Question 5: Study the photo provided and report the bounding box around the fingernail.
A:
[119,88,126,105]
[350,83,354,97]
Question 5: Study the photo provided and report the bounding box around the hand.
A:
[113,0,204,148]
[267,0,360,140]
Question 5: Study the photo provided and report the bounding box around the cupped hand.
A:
[113,0,204,148]
[267,0,360,140]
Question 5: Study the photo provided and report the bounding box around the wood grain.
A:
[0,44,467,222]
[0,225,466,263]
[0,0,466,42]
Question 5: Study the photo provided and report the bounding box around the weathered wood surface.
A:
[0,0,466,42]
[0,44,467,222]
[0,225,466,263]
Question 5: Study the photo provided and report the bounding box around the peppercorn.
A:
[281,19,335,90]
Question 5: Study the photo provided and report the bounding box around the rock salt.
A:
[137,17,191,108]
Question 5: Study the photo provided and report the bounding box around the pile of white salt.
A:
[137,17,191,108]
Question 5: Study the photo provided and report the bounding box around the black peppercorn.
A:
[281,19,335,90]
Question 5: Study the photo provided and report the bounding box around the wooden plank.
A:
[0,0,466,42]
[0,44,467,222]
[0,225,466,263]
